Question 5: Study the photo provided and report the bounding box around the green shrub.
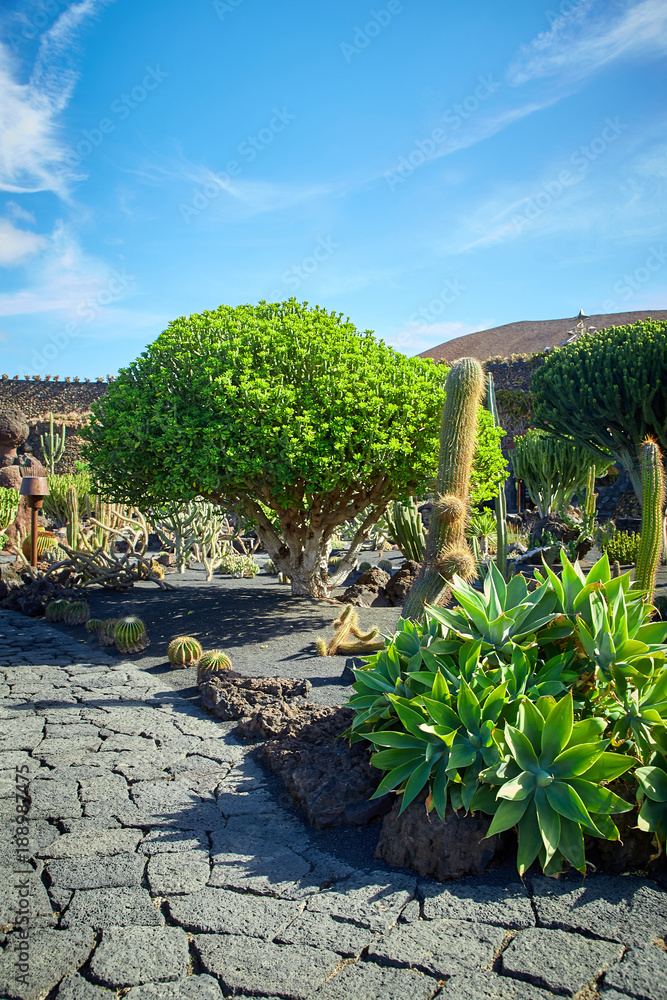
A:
[263,559,278,574]
[348,553,667,875]
[602,530,641,565]
[218,552,259,578]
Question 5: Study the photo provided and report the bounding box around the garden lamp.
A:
[19,477,50,567]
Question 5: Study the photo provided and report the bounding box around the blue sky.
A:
[0,0,665,377]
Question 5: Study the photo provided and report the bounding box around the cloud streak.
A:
[0,0,112,196]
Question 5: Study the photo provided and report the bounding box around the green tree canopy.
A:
[532,319,667,498]
[84,300,505,597]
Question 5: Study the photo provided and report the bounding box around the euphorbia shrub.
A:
[348,553,667,874]
[83,300,505,598]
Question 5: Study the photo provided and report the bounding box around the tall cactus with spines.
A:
[487,373,507,580]
[403,357,484,621]
[66,486,79,549]
[40,412,66,475]
[0,487,19,542]
[635,436,665,602]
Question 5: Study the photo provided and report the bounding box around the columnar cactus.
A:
[115,616,150,654]
[45,600,71,622]
[316,606,384,656]
[64,601,90,625]
[85,618,105,634]
[98,618,120,647]
[635,435,665,603]
[0,487,19,537]
[66,486,79,549]
[197,649,233,685]
[40,412,66,475]
[403,357,484,621]
[487,373,507,580]
[384,499,425,562]
[168,635,203,667]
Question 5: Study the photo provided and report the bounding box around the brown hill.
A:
[418,309,667,364]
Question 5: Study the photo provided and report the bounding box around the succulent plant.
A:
[378,559,393,574]
[85,618,105,634]
[487,374,507,580]
[98,618,120,646]
[22,530,59,561]
[168,635,203,667]
[63,601,90,625]
[263,559,278,574]
[0,486,19,539]
[115,616,150,654]
[197,649,233,684]
[316,605,384,657]
[384,499,426,562]
[45,599,71,622]
[358,561,372,573]
[635,435,665,602]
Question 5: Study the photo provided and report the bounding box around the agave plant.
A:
[636,751,667,846]
[480,694,634,875]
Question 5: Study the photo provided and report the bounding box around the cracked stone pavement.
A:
[1,608,667,1000]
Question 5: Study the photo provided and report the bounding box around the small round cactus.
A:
[98,618,120,647]
[263,559,277,574]
[168,635,203,667]
[358,561,372,573]
[378,559,393,574]
[115,616,150,655]
[45,599,71,622]
[85,618,105,634]
[196,649,233,684]
[64,601,90,625]
[22,530,59,561]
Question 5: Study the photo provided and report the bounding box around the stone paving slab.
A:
[1,606,666,1000]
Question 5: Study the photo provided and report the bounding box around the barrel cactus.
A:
[358,561,372,573]
[22,530,59,561]
[45,599,71,622]
[115,616,150,654]
[98,618,120,647]
[85,618,105,634]
[197,649,233,684]
[64,601,90,625]
[168,635,203,667]
[378,559,393,574]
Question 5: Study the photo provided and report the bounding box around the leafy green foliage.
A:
[42,472,93,525]
[0,487,19,536]
[599,529,640,565]
[82,300,505,596]
[348,553,667,874]
[533,319,667,496]
[218,552,259,577]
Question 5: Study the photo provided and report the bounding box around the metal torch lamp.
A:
[19,477,50,567]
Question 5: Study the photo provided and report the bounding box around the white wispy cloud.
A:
[508,0,667,86]
[0,0,112,196]
[0,217,48,265]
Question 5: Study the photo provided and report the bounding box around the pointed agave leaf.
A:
[517,800,542,876]
[577,751,635,783]
[635,765,667,802]
[550,742,608,778]
[587,812,620,840]
[541,694,573,764]
[457,680,481,734]
[519,699,546,754]
[586,552,611,586]
[470,783,498,815]
[486,795,529,837]
[482,683,508,726]
[568,778,634,816]
[505,572,528,607]
[447,739,478,772]
[398,759,433,813]
[497,770,536,802]
[567,717,607,747]
[388,697,429,739]
[557,816,586,872]
[545,779,593,827]
[431,670,449,702]
[371,757,423,797]
[422,697,461,732]
[505,724,540,773]
[366,731,429,749]
[431,756,449,821]
[535,787,561,867]
[371,748,426,770]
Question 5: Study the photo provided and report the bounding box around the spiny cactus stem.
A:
[635,435,665,603]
